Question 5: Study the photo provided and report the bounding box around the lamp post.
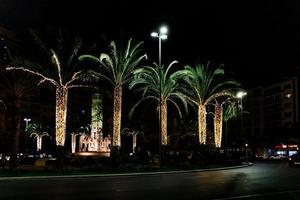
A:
[151,26,168,66]
[237,91,247,163]
[151,25,168,166]
[23,118,31,129]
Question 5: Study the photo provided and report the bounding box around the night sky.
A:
[1,0,300,87]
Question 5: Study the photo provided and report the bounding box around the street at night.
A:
[1,1,300,199]
[0,161,300,200]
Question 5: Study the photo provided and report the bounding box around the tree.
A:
[79,39,147,151]
[25,123,51,152]
[178,63,240,145]
[129,61,187,146]
[213,96,238,148]
[0,70,37,168]
[223,99,239,149]
[6,30,92,165]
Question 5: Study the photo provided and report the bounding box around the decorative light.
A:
[55,86,68,146]
[198,104,207,144]
[160,99,168,145]
[126,130,142,153]
[6,49,92,148]
[30,132,50,152]
[112,85,122,147]
[91,93,103,141]
[214,102,223,148]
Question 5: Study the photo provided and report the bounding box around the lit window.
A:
[285,93,292,99]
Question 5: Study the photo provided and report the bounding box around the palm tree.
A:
[6,30,92,158]
[178,63,240,145]
[129,61,187,146]
[79,39,147,150]
[213,96,237,148]
[223,99,239,150]
[0,70,37,168]
[25,123,51,152]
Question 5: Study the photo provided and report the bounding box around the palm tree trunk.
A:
[198,103,206,144]
[55,86,68,146]
[214,102,223,148]
[9,98,21,169]
[161,99,168,145]
[225,121,228,154]
[132,133,137,153]
[71,134,76,154]
[112,85,122,147]
[37,136,42,152]
[55,86,68,168]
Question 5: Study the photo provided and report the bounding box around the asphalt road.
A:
[0,161,300,200]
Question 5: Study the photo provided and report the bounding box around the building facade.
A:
[244,76,299,157]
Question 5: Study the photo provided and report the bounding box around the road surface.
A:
[0,161,299,200]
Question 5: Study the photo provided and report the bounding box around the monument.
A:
[77,93,111,156]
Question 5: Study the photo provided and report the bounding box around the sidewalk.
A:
[0,163,253,180]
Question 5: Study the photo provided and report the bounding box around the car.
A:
[289,153,300,167]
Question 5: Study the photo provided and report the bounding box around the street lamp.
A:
[151,25,168,66]
[23,118,31,129]
[151,25,168,167]
[237,91,247,162]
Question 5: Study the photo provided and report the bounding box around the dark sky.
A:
[1,0,300,87]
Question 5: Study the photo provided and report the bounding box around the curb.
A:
[0,163,253,181]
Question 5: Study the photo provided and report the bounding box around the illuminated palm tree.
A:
[129,61,187,145]
[6,30,91,153]
[25,123,51,152]
[213,96,237,148]
[178,63,239,145]
[0,70,37,168]
[79,39,146,150]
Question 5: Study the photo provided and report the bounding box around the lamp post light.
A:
[151,25,168,66]
[151,25,168,167]
[24,118,31,129]
[237,91,247,162]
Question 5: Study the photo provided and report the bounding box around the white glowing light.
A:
[160,26,168,34]
[237,91,247,98]
[151,32,158,37]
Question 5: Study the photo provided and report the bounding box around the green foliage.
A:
[7,29,91,88]
[79,38,147,86]
[129,61,188,119]
[176,63,240,106]
[223,100,239,122]
[25,123,50,138]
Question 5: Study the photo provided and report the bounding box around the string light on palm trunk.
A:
[214,102,223,148]
[199,104,207,144]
